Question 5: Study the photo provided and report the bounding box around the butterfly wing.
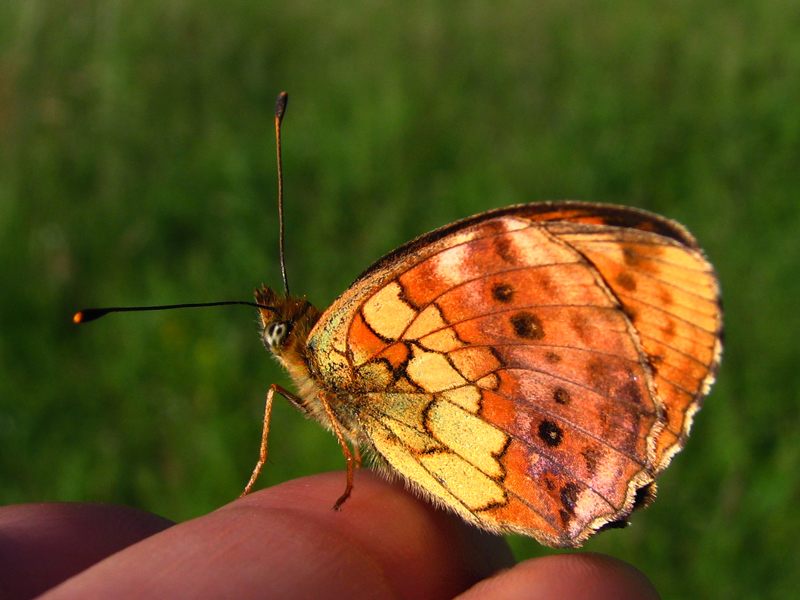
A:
[306,201,722,547]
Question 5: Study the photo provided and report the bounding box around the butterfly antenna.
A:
[73,96,292,325]
[73,301,273,324]
[275,92,290,297]
[74,94,292,325]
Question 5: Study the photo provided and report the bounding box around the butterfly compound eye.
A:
[263,321,291,353]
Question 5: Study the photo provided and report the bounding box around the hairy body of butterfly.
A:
[251,200,722,548]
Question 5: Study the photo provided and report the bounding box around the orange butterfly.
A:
[77,94,722,548]
[246,198,722,548]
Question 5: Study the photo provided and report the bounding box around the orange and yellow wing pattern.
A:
[306,202,722,548]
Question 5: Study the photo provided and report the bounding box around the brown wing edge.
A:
[355,201,703,286]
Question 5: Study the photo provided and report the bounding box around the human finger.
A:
[40,470,514,600]
[0,502,173,600]
[455,552,661,600]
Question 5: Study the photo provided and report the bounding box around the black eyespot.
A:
[510,311,544,340]
[538,420,563,447]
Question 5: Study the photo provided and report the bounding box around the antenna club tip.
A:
[73,308,107,323]
[275,92,288,122]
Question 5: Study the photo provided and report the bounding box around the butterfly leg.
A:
[318,394,356,511]
[240,383,302,497]
[353,444,363,468]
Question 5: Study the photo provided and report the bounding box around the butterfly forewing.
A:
[543,220,723,472]
[305,202,722,547]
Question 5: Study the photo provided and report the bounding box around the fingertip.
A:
[456,552,661,600]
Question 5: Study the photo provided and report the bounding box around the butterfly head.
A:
[254,285,322,361]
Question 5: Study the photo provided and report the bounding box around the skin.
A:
[0,471,661,600]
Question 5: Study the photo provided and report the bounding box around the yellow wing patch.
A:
[362,281,416,339]
[406,346,468,392]
[427,398,508,480]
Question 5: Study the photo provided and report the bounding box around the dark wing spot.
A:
[622,246,645,268]
[493,235,518,263]
[560,482,580,512]
[553,387,570,405]
[558,482,581,525]
[568,311,592,342]
[535,270,554,294]
[581,447,602,476]
[546,352,562,364]
[617,376,643,405]
[491,282,515,303]
[510,311,545,340]
[587,359,611,393]
[660,288,674,306]
[621,245,663,275]
[615,272,637,291]
[538,420,564,447]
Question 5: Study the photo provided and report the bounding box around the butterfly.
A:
[76,94,722,548]
[246,200,723,548]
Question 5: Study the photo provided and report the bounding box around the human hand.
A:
[0,470,660,599]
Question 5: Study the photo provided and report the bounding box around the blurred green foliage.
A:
[2,1,799,597]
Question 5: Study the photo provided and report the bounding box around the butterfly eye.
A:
[263,321,291,352]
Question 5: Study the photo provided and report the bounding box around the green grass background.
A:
[2,1,799,597]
